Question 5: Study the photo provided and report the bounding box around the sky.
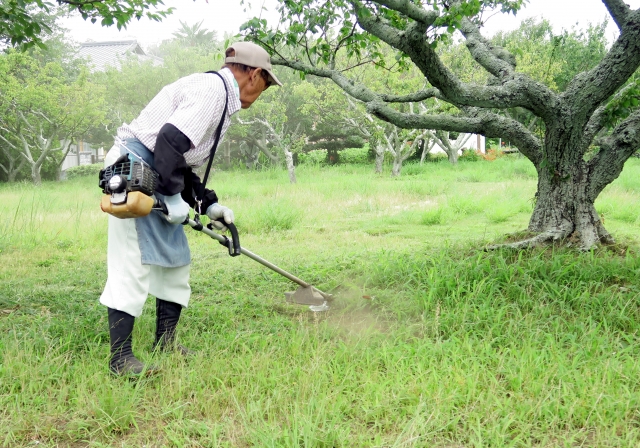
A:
[60,0,640,49]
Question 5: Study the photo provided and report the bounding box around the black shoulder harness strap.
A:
[196,70,229,215]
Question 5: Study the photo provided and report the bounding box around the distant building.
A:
[62,40,163,174]
[77,39,163,72]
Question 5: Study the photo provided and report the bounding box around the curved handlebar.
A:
[210,219,241,257]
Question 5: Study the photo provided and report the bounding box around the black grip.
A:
[154,198,169,215]
[216,219,241,257]
[154,198,189,224]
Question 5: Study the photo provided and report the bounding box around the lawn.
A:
[1,157,640,447]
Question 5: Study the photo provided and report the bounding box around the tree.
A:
[342,94,432,174]
[0,133,27,182]
[172,20,218,49]
[236,81,310,183]
[0,0,172,49]
[0,52,106,184]
[298,81,365,165]
[244,0,640,250]
[433,130,473,164]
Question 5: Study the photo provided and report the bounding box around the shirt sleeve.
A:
[154,123,191,196]
[166,76,227,149]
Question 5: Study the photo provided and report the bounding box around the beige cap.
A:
[225,41,282,87]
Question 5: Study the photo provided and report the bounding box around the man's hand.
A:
[163,194,190,224]
[206,203,235,231]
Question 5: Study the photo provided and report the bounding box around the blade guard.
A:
[285,286,325,306]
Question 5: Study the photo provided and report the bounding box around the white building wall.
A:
[431,133,485,155]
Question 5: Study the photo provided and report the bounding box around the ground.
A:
[1,158,640,447]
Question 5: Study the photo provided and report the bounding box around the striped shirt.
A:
[117,68,241,167]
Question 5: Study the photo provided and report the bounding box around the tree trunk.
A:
[284,148,297,184]
[224,141,232,170]
[419,138,436,164]
[31,163,42,186]
[245,149,259,170]
[391,158,403,176]
[0,160,22,182]
[374,143,385,174]
[526,129,613,250]
[420,144,430,164]
[54,164,63,181]
[447,148,459,164]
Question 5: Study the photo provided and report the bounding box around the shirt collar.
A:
[218,67,242,116]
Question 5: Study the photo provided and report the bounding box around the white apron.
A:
[99,144,191,317]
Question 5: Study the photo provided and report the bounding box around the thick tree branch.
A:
[583,81,639,146]
[368,101,543,166]
[272,57,379,102]
[588,108,640,199]
[602,0,631,30]
[353,7,556,115]
[458,17,516,78]
[379,88,442,103]
[274,55,543,164]
[565,9,640,121]
[370,0,438,25]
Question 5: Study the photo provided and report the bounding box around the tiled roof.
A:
[78,40,163,72]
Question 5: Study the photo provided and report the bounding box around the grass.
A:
[1,157,640,447]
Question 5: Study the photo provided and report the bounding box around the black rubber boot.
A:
[108,308,158,376]
[155,298,191,356]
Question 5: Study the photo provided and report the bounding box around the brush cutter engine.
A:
[98,154,159,219]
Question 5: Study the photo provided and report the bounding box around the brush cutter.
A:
[99,152,332,311]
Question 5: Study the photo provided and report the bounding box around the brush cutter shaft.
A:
[187,219,332,300]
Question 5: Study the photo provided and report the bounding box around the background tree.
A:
[0,51,106,184]
[172,19,218,50]
[0,132,26,182]
[433,130,473,164]
[298,80,365,165]
[243,0,640,250]
[342,94,433,174]
[235,75,313,183]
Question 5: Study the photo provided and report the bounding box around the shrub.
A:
[339,146,370,164]
[65,163,103,179]
[459,149,483,162]
[297,150,327,165]
[429,152,450,163]
[482,148,508,161]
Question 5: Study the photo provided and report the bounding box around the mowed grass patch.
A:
[1,157,640,446]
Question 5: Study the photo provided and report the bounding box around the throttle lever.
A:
[207,219,241,257]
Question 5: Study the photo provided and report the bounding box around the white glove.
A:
[206,203,235,231]
[163,194,190,224]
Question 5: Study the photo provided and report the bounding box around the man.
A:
[100,41,281,376]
